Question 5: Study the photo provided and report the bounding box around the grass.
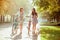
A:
[40,26,60,40]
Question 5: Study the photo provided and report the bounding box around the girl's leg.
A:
[20,23,23,34]
[34,23,36,33]
[34,23,38,35]
[28,21,31,35]
[11,25,16,36]
[12,27,14,34]
[32,23,35,34]
[15,25,18,34]
[32,23,37,34]
[12,25,15,35]
[28,27,30,35]
[15,28,17,34]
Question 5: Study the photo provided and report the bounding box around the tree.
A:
[33,0,60,22]
[0,0,32,15]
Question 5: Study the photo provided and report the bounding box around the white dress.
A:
[20,13,24,24]
[16,11,24,24]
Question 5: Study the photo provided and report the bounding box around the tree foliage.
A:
[33,0,60,12]
[33,0,60,22]
[0,0,32,15]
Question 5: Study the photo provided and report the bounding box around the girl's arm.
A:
[36,13,38,18]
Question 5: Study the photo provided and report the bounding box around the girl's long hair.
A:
[32,8,37,16]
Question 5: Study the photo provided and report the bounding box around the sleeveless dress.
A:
[20,13,24,24]
[32,15,38,24]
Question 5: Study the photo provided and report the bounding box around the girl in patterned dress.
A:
[31,8,38,34]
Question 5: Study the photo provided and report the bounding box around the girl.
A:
[19,8,24,35]
[31,8,38,34]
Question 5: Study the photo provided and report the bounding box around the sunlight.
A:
[4,15,11,22]
[28,0,33,4]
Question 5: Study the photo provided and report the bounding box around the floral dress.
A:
[32,15,38,24]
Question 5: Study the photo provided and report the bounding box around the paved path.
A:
[0,23,12,40]
[0,22,41,40]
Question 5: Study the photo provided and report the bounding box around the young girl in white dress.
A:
[19,8,24,34]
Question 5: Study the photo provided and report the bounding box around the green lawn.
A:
[40,26,60,40]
